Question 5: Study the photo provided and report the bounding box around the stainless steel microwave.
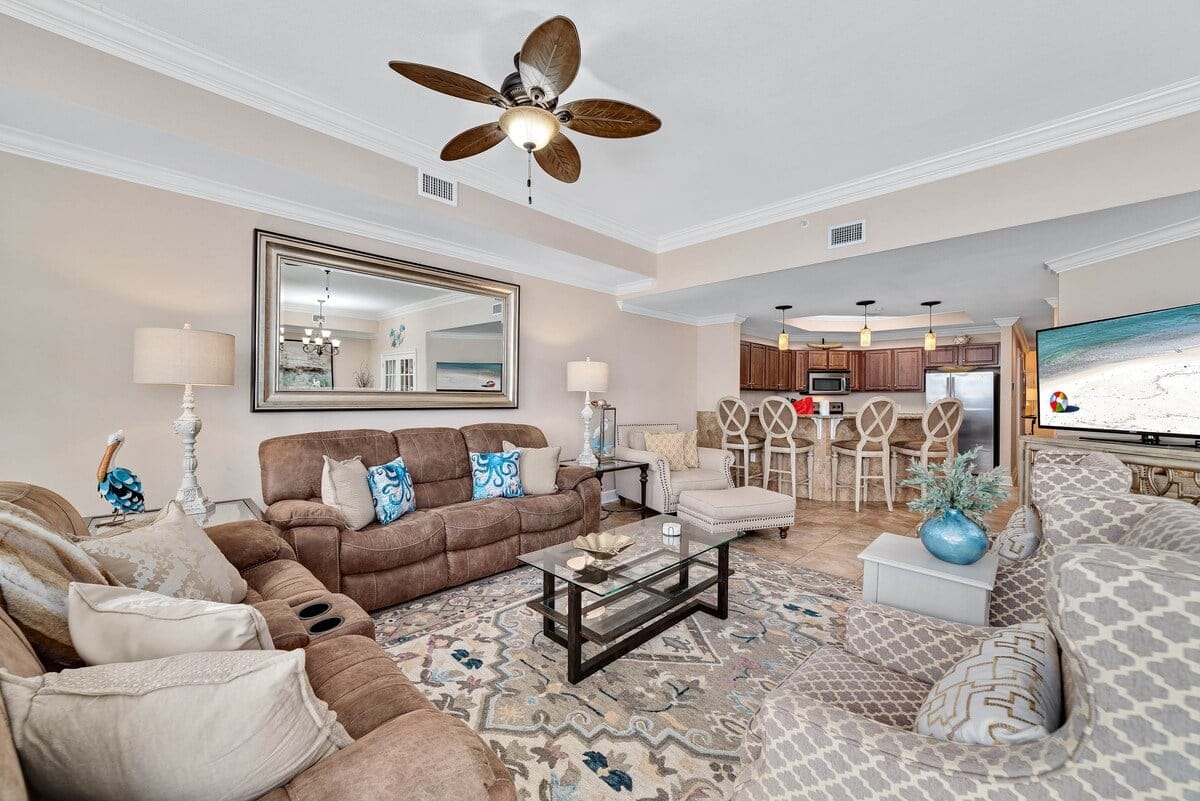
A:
[807,371,851,395]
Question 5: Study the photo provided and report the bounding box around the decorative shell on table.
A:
[573,532,634,557]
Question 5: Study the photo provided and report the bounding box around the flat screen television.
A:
[1036,302,1200,443]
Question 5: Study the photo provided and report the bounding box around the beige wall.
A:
[0,154,697,516]
[695,323,742,410]
[1057,236,1200,325]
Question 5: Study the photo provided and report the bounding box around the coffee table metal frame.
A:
[521,516,735,683]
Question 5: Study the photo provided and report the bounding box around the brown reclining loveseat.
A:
[0,482,515,801]
[259,423,602,611]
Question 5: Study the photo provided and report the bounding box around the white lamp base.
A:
[576,392,598,468]
[172,384,215,519]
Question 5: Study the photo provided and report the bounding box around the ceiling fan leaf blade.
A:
[388,61,508,107]
[518,16,581,104]
[440,124,507,161]
[558,99,662,138]
[534,133,581,183]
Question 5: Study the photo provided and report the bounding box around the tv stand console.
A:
[1080,432,1175,447]
[1018,435,1200,506]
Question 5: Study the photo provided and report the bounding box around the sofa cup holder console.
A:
[297,601,332,620]
[307,616,344,635]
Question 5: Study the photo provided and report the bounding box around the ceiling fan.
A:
[388,15,660,200]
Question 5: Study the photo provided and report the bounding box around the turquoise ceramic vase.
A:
[919,508,989,565]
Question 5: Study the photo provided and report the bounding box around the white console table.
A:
[1018,435,1200,506]
[858,533,998,626]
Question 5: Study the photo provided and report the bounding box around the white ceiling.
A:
[280,261,475,318]
[18,0,1200,247]
[622,191,1200,338]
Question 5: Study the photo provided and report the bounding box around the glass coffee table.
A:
[518,514,737,683]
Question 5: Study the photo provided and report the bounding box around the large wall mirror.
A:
[254,231,519,410]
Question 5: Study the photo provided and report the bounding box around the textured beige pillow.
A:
[914,621,1062,745]
[503,440,562,496]
[79,501,247,603]
[644,430,699,470]
[321,455,375,530]
[991,505,1042,563]
[68,583,272,665]
[0,649,351,801]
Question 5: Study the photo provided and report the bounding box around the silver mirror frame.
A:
[253,230,519,411]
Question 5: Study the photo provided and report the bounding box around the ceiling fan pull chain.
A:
[526,149,533,205]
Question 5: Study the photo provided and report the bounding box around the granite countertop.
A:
[792,411,925,420]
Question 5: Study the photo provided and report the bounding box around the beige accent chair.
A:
[831,396,898,512]
[891,396,963,495]
[613,424,733,514]
[717,396,764,487]
[758,395,814,500]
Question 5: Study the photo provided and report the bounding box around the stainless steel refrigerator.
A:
[925,370,1000,473]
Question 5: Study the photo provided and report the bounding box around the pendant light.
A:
[855,300,875,347]
[775,304,793,351]
[921,300,941,351]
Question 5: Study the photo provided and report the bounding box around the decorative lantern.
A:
[590,400,617,462]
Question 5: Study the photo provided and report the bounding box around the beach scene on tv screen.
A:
[1038,303,1200,437]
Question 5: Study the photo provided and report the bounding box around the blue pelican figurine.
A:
[97,430,144,520]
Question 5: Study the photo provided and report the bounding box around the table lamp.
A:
[566,357,609,468]
[134,323,235,518]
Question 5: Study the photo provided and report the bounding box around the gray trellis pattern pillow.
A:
[990,553,1050,627]
[1118,498,1200,554]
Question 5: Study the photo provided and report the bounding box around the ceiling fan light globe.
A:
[499,106,560,151]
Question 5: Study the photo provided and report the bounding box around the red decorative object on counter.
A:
[792,397,814,415]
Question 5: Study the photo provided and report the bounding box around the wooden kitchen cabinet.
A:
[792,349,808,391]
[849,350,865,391]
[924,345,959,369]
[739,342,752,388]
[826,350,851,370]
[961,342,1000,366]
[863,349,893,391]
[893,347,925,391]
[765,346,781,390]
[806,350,829,370]
[749,343,768,389]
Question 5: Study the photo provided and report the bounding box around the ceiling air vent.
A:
[418,170,457,206]
[828,219,866,249]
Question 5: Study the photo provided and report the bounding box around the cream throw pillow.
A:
[914,621,1062,745]
[79,502,247,603]
[503,440,561,496]
[0,649,352,801]
[644,430,699,470]
[990,505,1043,563]
[321,455,375,530]
[68,583,272,665]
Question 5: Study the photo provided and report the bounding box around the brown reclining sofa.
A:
[259,423,602,611]
[0,482,516,801]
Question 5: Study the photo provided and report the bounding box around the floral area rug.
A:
[373,552,858,801]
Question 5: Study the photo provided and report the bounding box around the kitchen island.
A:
[697,408,929,502]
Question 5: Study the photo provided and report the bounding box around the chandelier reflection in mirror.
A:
[294,269,341,357]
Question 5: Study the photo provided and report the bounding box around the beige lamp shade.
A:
[134,324,235,387]
[566,358,609,393]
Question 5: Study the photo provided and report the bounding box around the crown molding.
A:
[377,292,472,321]
[427,330,503,341]
[1043,215,1200,273]
[0,121,653,296]
[1043,296,1059,309]
[615,303,748,327]
[697,313,749,327]
[657,76,1200,252]
[992,316,1021,327]
[0,0,660,252]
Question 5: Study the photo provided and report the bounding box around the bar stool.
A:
[717,396,764,487]
[759,395,815,499]
[831,396,898,512]
[892,397,964,495]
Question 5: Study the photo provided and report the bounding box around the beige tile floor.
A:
[602,494,1017,583]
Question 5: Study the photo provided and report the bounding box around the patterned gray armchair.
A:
[731,541,1200,801]
[988,451,1134,625]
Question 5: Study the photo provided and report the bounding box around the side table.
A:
[87,497,263,534]
[858,533,998,626]
[564,458,650,519]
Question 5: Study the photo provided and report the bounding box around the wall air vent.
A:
[418,170,457,206]
[828,219,866,249]
[491,302,503,315]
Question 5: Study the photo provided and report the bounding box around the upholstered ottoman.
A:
[676,486,795,539]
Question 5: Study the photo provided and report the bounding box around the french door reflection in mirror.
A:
[254,231,519,410]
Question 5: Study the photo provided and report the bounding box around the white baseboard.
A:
[601,489,620,504]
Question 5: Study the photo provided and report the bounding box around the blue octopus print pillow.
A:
[366,457,417,524]
[470,451,524,500]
